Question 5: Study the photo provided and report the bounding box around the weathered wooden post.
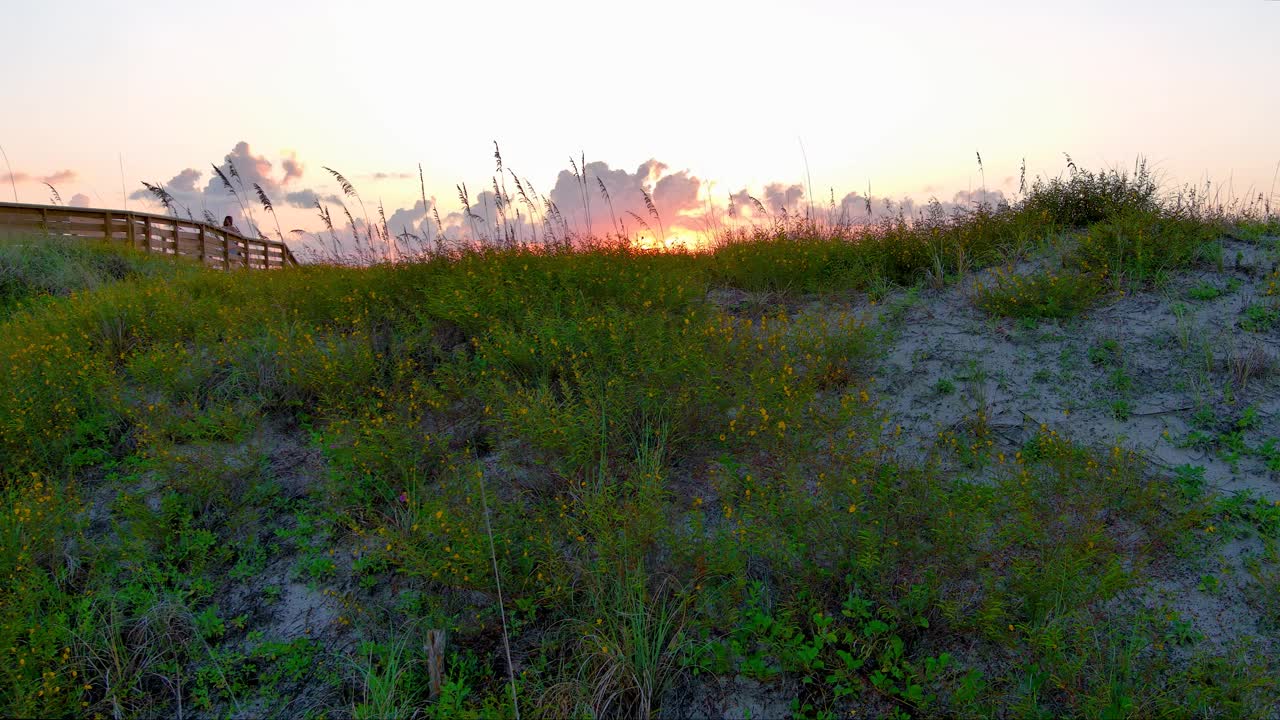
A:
[425,629,446,700]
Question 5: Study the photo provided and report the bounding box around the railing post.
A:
[40,207,49,234]
[222,230,231,270]
[198,224,206,265]
[104,210,113,242]
[142,216,152,252]
[126,214,136,246]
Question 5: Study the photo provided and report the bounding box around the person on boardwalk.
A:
[222,215,243,263]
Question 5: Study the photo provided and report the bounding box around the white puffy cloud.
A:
[281,152,304,184]
[128,141,339,233]
[384,198,445,247]
[544,158,707,242]
[284,188,342,209]
[763,183,805,214]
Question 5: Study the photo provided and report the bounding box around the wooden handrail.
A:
[0,201,300,270]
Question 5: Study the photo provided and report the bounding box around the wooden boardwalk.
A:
[0,201,298,269]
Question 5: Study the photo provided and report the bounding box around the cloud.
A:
[167,168,202,193]
[407,155,1012,248]
[42,169,76,185]
[311,168,1017,258]
[284,188,342,209]
[127,144,1019,256]
[722,183,1012,228]
[762,183,805,214]
[1,169,77,186]
[826,187,1011,225]
[130,167,213,218]
[215,141,275,192]
[727,189,758,216]
[384,198,440,240]
[652,171,701,218]
[127,141,341,232]
[832,191,910,223]
[543,158,707,241]
[281,152,304,184]
[298,197,451,259]
[180,141,290,224]
[726,184,813,219]
[945,188,1010,210]
[69,193,91,207]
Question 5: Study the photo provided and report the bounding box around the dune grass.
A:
[1,162,1278,718]
[0,234,187,320]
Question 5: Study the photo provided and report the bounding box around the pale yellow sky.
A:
[2,0,1277,241]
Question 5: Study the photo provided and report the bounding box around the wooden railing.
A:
[0,201,299,269]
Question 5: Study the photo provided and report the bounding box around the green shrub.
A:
[975,268,1105,318]
[1020,159,1160,227]
[1073,208,1221,283]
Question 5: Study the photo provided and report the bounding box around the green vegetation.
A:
[975,269,1104,319]
[0,235,184,319]
[2,161,1278,718]
[1186,279,1240,301]
[1240,302,1279,333]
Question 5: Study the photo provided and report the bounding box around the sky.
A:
[2,0,1277,249]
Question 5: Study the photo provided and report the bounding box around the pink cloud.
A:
[0,169,77,185]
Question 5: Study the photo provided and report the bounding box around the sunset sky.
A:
[2,0,1277,247]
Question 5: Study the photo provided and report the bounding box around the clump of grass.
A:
[570,569,690,718]
[0,235,184,319]
[1239,302,1279,332]
[1188,281,1223,301]
[1019,156,1161,228]
[1223,343,1275,390]
[349,635,418,720]
[975,267,1105,318]
[1073,207,1222,286]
